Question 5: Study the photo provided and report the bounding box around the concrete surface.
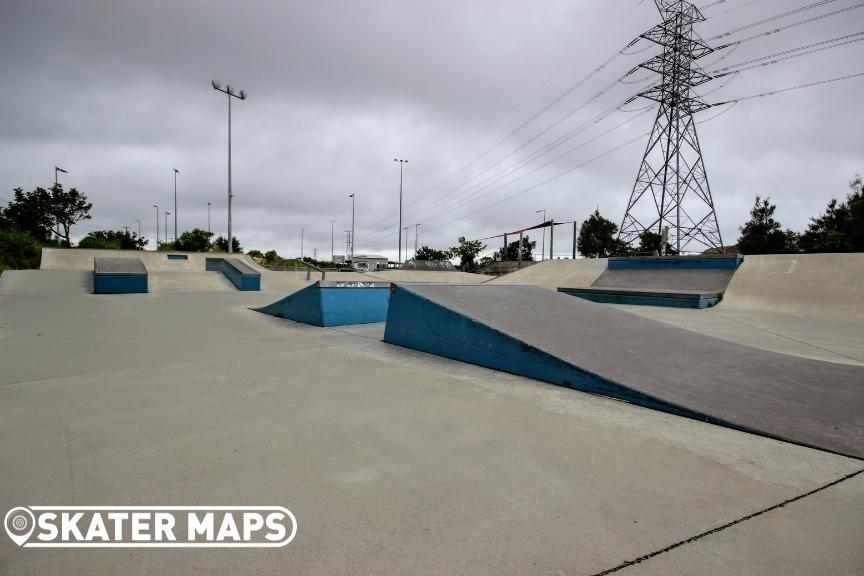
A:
[93,257,147,275]
[591,268,736,292]
[2,288,863,575]
[487,258,608,288]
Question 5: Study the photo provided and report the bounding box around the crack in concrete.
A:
[589,468,864,575]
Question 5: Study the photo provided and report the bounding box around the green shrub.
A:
[0,229,42,269]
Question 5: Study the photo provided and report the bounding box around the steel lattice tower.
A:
[619,0,724,253]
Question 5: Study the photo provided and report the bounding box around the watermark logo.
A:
[4,506,297,548]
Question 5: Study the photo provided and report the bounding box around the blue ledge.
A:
[206,257,261,291]
[93,257,148,294]
[558,288,721,309]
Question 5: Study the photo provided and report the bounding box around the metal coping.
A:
[559,287,722,299]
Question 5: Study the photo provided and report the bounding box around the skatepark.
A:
[1,248,862,574]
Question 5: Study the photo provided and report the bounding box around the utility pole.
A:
[207,202,212,235]
[301,228,304,259]
[349,194,355,261]
[572,221,578,259]
[414,223,420,255]
[136,219,141,238]
[54,166,67,186]
[618,0,723,253]
[173,168,179,242]
[211,79,247,253]
[165,212,170,244]
[329,219,336,261]
[153,205,159,248]
[393,159,407,262]
[535,209,546,261]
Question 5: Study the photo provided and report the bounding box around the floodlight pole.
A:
[173,168,179,242]
[394,159,407,263]
[207,202,212,235]
[536,209,546,261]
[165,212,171,244]
[349,194,355,261]
[136,219,141,238]
[212,79,247,253]
[153,205,159,249]
[329,219,336,261]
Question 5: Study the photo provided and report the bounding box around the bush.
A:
[0,229,42,269]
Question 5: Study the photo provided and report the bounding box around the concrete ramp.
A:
[256,281,390,326]
[0,269,91,295]
[720,253,864,319]
[366,270,493,284]
[486,259,608,289]
[384,284,864,459]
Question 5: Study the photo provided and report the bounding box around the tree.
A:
[449,236,485,272]
[415,245,451,261]
[263,250,279,264]
[173,228,213,252]
[737,196,798,255]
[800,174,864,253]
[2,187,54,242]
[78,229,148,250]
[496,235,536,261]
[2,184,92,246]
[638,230,677,255]
[577,210,629,257]
[247,249,264,259]
[213,235,242,253]
[49,184,92,247]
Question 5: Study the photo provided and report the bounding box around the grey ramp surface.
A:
[398,284,864,459]
[94,256,147,274]
[591,267,736,292]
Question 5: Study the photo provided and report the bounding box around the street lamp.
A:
[349,194,355,262]
[136,219,141,239]
[394,159,407,263]
[54,166,68,186]
[173,168,179,242]
[403,226,409,261]
[329,219,336,262]
[165,211,171,244]
[153,205,159,249]
[212,79,247,253]
[207,202,212,235]
[414,223,420,256]
[536,209,546,261]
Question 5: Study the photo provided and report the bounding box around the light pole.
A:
[536,209,546,261]
[212,79,247,253]
[173,168,179,241]
[54,166,67,186]
[329,219,335,262]
[414,223,420,256]
[349,194,355,262]
[165,212,171,244]
[207,202,212,235]
[403,227,409,261]
[136,219,141,239]
[301,228,304,259]
[393,159,407,262]
[153,205,159,248]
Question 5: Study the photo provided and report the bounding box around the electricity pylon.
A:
[619,0,724,253]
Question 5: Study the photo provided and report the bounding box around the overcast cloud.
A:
[1,0,862,260]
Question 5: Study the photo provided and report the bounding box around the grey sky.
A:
[1,0,862,259]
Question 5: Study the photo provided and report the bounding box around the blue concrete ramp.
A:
[256,281,390,327]
[384,284,864,459]
[563,254,742,308]
[206,257,261,291]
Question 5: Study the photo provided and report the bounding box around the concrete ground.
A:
[1,287,862,575]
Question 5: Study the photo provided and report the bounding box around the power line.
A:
[713,71,864,105]
[710,32,864,76]
[708,0,850,40]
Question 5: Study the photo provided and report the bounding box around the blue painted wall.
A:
[206,258,261,291]
[608,255,742,270]
[563,292,720,309]
[93,274,148,294]
[257,284,390,326]
[383,286,705,420]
